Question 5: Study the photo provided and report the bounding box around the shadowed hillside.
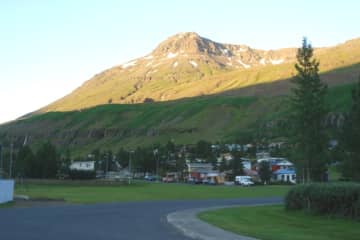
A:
[0,83,353,155]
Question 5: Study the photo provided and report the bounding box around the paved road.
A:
[0,197,282,240]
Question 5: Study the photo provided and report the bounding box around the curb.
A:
[167,204,278,240]
[14,194,30,200]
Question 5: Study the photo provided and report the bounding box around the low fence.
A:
[17,178,132,186]
[0,180,14,203]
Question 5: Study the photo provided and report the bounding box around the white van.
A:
[235,176,254,186]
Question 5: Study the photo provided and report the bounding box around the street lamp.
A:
[128,150,134,184]
[153,149,159,182]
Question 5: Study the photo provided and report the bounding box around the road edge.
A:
[167,203,279,240]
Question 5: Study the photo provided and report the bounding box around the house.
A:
[256,152,270,160]
[257,157,293,172]
[217,153,234,165]
[240,158,252,170]
[273,169,296,184]
[202,173,225,185]
[243,168,259,181]
[186,163,216,183]
[69,161,95,171]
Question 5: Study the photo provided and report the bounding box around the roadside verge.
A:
[167,204,278,240]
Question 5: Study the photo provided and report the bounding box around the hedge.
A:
[69,170,96,180]
[285,182,360,219]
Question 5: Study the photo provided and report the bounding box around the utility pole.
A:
[154,149,159,182]
[9,143,13,179]
[0,144,2,178]
[128,150,133,184]
[105,152,109,176]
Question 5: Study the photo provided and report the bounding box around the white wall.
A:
[69,161,95,171]
[0,180,14,204]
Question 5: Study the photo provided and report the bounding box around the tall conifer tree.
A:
[341,76,360,180]
[289,38,328,182]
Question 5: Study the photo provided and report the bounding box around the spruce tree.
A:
[341,77,360,180]
[288,38,328,182]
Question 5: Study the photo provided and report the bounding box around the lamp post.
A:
[153,149,159,182]
[128,150,134,184]
[9,143,13,179]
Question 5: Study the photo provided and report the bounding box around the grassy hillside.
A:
[41,34,360,112]
[0,82,354,155]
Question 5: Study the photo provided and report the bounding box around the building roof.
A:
[274,169,296,175]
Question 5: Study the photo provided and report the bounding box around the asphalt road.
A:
[0,197,282,240]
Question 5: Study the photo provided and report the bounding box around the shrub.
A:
[285,182,360,219]
[69,170,96,180]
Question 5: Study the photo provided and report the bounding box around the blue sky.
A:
[0,0,359,123]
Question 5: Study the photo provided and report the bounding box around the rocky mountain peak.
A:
[151,32,224,56]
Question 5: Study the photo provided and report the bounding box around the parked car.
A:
[162,173,178,183]
[187,177,202,184]
[239,179,254,186]
[144,175,157,181]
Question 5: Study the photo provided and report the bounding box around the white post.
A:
[9,143,13,179]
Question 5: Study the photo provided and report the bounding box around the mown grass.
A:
[0,201,15,208]
[198,205,360,240]
[15,182,290,204]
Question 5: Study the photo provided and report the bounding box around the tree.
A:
[258,161,272,184]
[195,140,212,159]
[35,142,59,178]
[15,146,35,178]
[288,38,328,182]
[340,77,360,180]
[230,151,244,180]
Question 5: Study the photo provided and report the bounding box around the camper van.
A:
[235,176,254,186]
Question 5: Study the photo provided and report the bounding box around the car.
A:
[187,177,202,184]
[144,175,156,181]
[239,179,254,186]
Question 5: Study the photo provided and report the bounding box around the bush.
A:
[285,182,360,219]
[69,170,96,180]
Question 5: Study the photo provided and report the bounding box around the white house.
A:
[273,169,296,184]
[69,161,95,171]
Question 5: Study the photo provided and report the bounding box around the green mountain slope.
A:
[41,33,360,112]
[0,83,353,155]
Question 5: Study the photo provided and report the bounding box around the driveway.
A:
[0,197,282,240]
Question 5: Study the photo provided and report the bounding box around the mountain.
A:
[41,32,360,112]
[1,33,359,154]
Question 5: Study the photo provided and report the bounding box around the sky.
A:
[0,0,359,124]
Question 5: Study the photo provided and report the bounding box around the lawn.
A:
[0,201,15,208]
[15,182,289,204]
[198,205,360,240]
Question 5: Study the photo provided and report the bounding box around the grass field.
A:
[198,205,360,240]
[14,182,290,204]
[0,201,14,208]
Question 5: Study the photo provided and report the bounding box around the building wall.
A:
[70,161,95,171]
[0,180,14,204]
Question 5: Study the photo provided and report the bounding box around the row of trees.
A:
[12,142,59,178]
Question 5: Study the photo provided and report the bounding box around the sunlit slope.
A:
[42,33,360,112]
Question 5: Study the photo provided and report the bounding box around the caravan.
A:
[235,176,254,186]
